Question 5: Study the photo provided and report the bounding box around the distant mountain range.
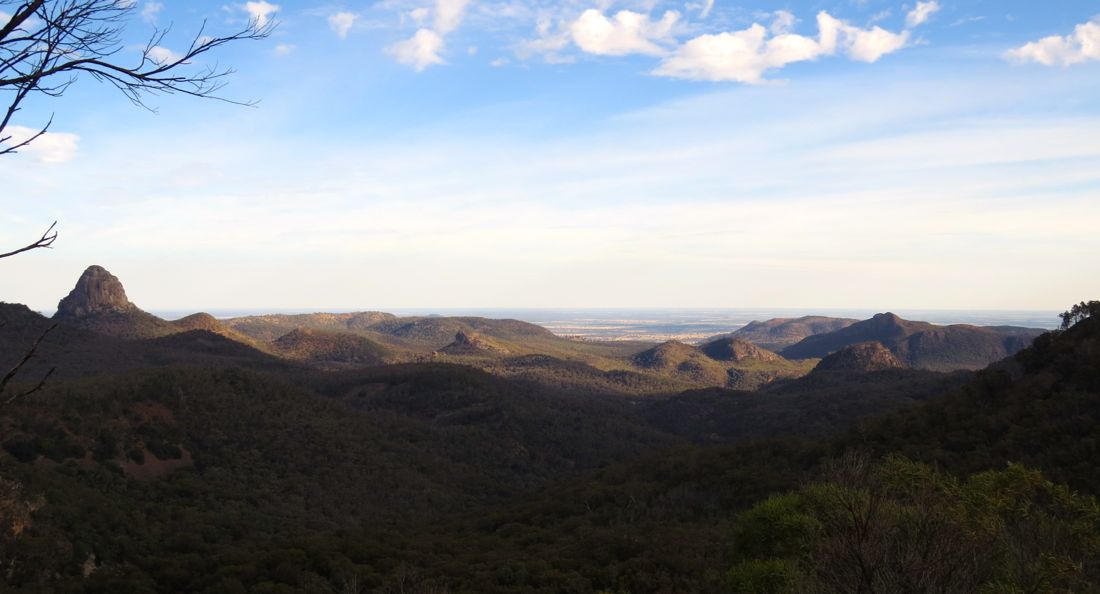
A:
[5,265,1049,391]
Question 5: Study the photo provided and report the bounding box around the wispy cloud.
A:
[387,0,473,70]
[388,28,446,70]
[329,11,357,39]
[140,1,163,23]
[905,1,940,28]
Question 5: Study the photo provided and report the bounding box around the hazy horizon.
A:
[27,304,1065,341]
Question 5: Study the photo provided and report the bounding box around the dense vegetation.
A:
[0,302,1097,592]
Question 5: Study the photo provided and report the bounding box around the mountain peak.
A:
[55,265,137,318]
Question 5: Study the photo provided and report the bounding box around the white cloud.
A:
[388,28,445,70]
[905,1,940,28]
[410,7,430,24]
[328,12,357,39]
[244,1,279,28]
[655,11,908,83]
[146,45,181,64]
[1005,18,1100,67]
[434,0,472,34]
[140,1,162,23]
[490,57,509,66]
[2,126,80,163]
[844,22,909,62]
[273,43,296,56]
[569,9,680,57]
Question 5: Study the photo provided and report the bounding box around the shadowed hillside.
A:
[633,339,816,390]
[781,312,1044,371]
[813,340,905,372]
[272,328,392,367]
[355,310,1093,593]
[2,301,1095,592]
[723,316,859,351]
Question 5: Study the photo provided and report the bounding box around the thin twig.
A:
[0,221,57,259]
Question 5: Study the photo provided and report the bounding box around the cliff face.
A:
[54,265,137,318]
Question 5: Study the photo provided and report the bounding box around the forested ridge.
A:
[0,304,1097,592]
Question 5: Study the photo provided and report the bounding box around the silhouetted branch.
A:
[0,323,56,405]
[0,221,57,259]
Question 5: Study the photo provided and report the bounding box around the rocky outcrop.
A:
[52,265,175,339]
[55,265,137,318]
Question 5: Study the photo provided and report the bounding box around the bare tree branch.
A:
[0,0,273,154]
[0,220,57,259]
[0,323,56,405]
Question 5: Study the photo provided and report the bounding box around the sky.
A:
[1,0,1099,311]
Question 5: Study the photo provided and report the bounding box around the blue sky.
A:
[1,0,1099,310]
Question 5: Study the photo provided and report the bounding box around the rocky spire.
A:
[55,265,138,318]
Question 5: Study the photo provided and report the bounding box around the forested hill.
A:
[365,306,1100,593]
[0,302,1096,592]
